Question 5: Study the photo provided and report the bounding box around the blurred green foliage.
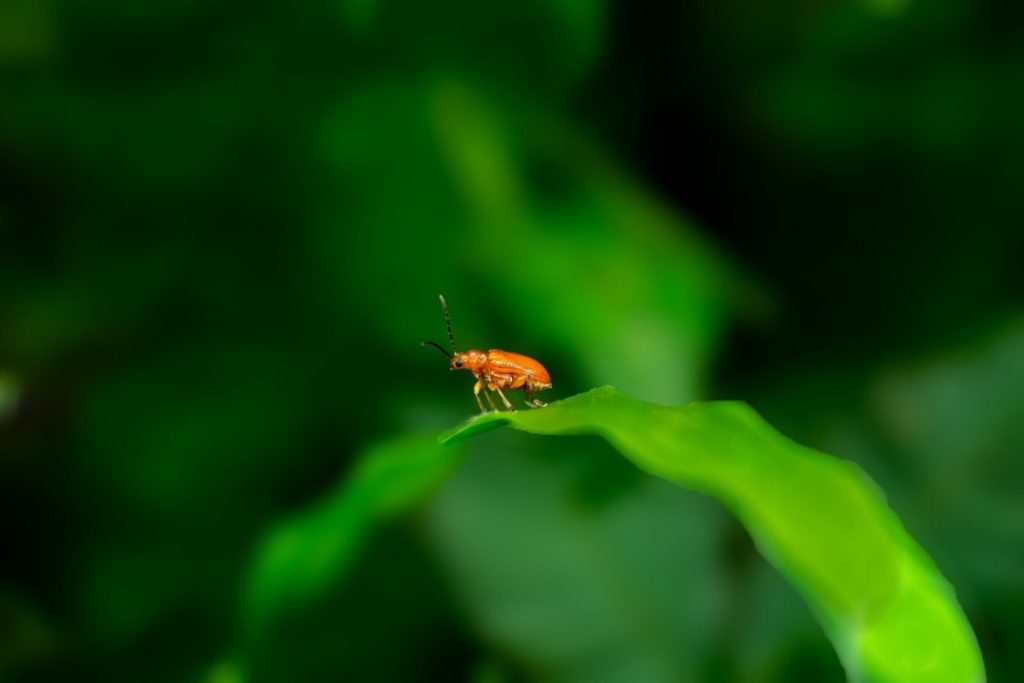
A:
[1,0,1021,681]
[244,434,461,636]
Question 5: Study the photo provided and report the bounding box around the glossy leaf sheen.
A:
[441,386,986,683]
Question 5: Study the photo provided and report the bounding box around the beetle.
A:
[422,294,552,413]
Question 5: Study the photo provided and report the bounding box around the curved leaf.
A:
[441,386,985,683]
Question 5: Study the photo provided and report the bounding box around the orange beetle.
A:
[422,294,552,413]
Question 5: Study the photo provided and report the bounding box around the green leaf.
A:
[441,386,986,683]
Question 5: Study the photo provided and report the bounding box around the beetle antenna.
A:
[421,340,451,359]
[438,294,457,352]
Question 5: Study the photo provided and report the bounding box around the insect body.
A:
[422,295,552,413]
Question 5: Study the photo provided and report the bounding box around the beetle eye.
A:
[455,359,463,367]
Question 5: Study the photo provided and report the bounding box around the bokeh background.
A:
[1,0,1022,681]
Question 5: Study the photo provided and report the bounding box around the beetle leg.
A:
[524,387,544,408]
[494,386,516,412]
[484,390,499,412]
[474,378,500,412]
[473,379,488,413]
[523,386,545,408]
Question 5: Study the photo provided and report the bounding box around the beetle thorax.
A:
[451,349,488,373]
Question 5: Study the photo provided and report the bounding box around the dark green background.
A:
[1,0,1021,681]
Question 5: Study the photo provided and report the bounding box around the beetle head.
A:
[451,350,485,372]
